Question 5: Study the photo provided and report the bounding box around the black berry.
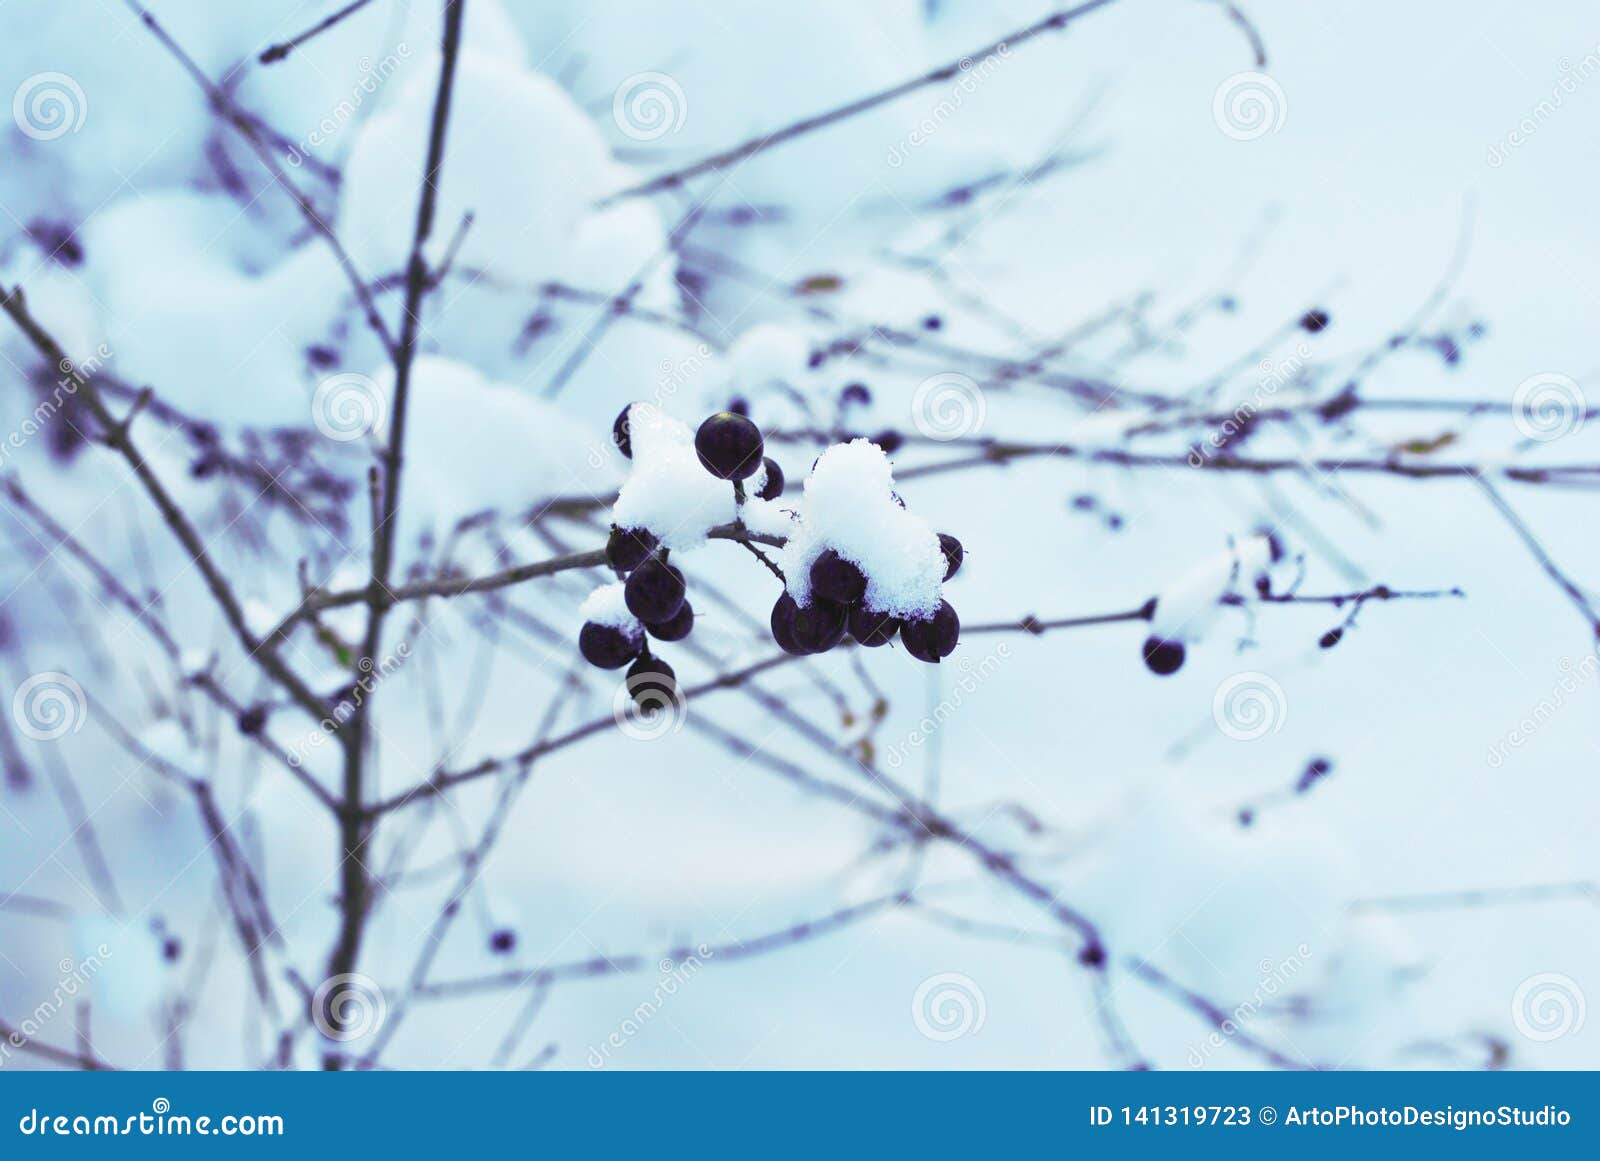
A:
[606,525,657,573]
[695,411,765,480]
[646,600,694,642]
[791,599,848,654]
[840,382,872,407]
[922,314,943,331]
[579,622,641,670]
[1299,309,1330,334]
[809,549,866,605]
[770,593,805,654]
[626,654,678,713]
[489,928,517,954]
[848,604,899,647]
[613,404,640,458]
[1142,636,1185,675]
[900,600,959,663]
[754,457,785,500]
[237,704,268,736]
[872,429,904,454]
[937,533,963,581]
[625,558,686,623]
[161,936,182,963]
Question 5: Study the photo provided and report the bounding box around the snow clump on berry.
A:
[779,438,945,620]
[611,403,788,550]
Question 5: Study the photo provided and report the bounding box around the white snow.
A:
[1149,534,1276,644]
[779,438,946,618]
[579,581,642,641]
[727,323,813,389]
[377,356,618,544]
[340,48,616,285]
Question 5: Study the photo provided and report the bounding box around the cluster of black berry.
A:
[579,402,966,712]
[577,407,786,710]
[772,534,962,663]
